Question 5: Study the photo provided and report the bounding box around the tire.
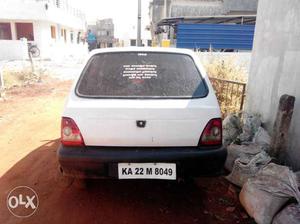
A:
[29,46,40,58]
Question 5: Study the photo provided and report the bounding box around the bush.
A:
[2,67,42,89]
[203,58,248,116]
[204,58,247,83]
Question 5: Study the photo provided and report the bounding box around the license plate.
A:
[118,163,176,180]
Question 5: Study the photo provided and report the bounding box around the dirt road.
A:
[0,79,253,224]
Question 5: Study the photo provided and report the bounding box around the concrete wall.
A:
[169,0,258,17]
[0,40,28,60]
[150,0,169,24]
[224,0,258,12]
[170,0,225,17]
[245,0,300,170]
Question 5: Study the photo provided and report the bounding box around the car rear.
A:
[58,48,226,180]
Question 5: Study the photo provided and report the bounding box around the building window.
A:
[98,30,108,36]
[51,26,56,39]
[70,31,74,43]
[56,0,60,8]
[0,23,12,40]
[61,28,66,42]
[63,29,67,42]
[16,23,34,41]
[130,39,136,46]
[77,32,81,44]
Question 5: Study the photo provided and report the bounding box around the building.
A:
[0,0,87,60]
[149,0,258,46]
[245,0,300,170]
[96,19,115,48]
[88,19,115,48]
[88,19,152,48]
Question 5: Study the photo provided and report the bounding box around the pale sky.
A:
[71,0,152,40]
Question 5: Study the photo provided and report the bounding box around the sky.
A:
[71,0,152,40]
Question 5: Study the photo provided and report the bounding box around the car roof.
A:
[89,47,195,56]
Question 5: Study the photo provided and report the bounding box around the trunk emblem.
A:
[136,120,146,128]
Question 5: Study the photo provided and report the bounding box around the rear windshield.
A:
[76,52,208,98]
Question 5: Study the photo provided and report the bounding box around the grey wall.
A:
[170,0,225,17]
[150,0,169,23]
[150,0,258,23]
[224,0,258,12]
[169,0,258,17]
[246,0,300,170]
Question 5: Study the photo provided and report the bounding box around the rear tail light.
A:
[61,117,85,146]
[199,118,222,146]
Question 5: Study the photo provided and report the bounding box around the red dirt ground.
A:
[0,79,255,224]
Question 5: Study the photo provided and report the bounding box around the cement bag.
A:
[240,163,300,224]
[237,113,262,143]
[253,127,271,147]
[226,151,271,187]
[223,114,242,146]
[272,204,300,224]
[225,143,265,172]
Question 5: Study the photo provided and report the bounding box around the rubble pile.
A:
[223,114,242,147]
[226,150,271,187]
[272,203,300,224]
[223,113,300,224]
[240,163,300,224]
[224,143,267,172]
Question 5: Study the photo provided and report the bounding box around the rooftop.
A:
[157,15,256,27]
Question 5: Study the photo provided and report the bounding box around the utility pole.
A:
[137,0,142,46]
[164,0,167,18]
[163,0,168,40]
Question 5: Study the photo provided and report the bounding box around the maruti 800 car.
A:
[57,47,226,180]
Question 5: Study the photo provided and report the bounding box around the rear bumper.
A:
[57,145,227,179]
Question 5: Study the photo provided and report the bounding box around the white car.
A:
[58,47,226,180]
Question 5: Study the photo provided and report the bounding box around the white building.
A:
[0,0,87,61]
